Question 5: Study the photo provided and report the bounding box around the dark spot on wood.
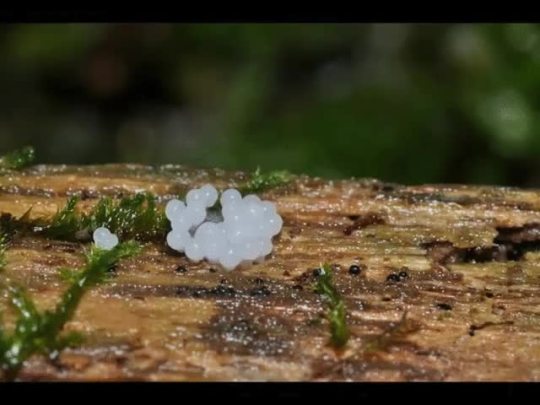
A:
[485,291,494,298]
[283,270,290,276]
[253,278,265,285]
[249,286,272,297]
[344,212,385,235]
[386,274,400,283]
[468,320,514,337]
[175,265,187,274]
[209,268,217,273]
[174,285,237,298]
[79,189,93,200]
[435,303,453,311]
[292,284,303,290]
[423,239,528,265]
[398,269,409,280]
[349,265,363,275]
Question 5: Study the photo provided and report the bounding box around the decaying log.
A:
[1,164,540,381]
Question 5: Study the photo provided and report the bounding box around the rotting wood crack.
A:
[423,223,540,267]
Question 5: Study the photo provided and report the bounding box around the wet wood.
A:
[1,164,540,381]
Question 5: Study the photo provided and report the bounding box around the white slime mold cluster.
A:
[93,227,119,250]
[165,185,283,271]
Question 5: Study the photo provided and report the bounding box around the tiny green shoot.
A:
[314,263,350,349]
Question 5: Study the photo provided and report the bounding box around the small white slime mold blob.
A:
[165,184,283,271]
[93,227,119,250]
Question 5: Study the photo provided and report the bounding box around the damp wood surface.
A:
[1,164,540,381]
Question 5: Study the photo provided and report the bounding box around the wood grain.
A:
[1,165,539,381]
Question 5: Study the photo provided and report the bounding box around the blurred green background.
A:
[1,23,540,187]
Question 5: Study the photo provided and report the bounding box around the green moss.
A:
[82,193,168,240]
[45,196,81,239]
[0,146,35,172]
[240,167,293,194]
[314,263,350,348]
[41,193,168,241]
[0,241,141,380]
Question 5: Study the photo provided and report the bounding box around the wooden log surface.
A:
[1,164,540,381]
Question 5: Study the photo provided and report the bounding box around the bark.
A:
[1,164,539,381]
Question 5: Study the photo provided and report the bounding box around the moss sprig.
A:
[314,263,350,349]
[0,241,141,380]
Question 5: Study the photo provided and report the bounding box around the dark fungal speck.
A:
[349,265,362,275]
[398,270,409,280]
[175,265,187,274]
[214,285,237,297]
[386,273,400,282]
[485,291,494,298]
[292,284,303,291]
[209,268,217,273]
[436,303,453,311]
[249,286,272,297]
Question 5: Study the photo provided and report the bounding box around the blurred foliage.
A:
[1,23,540,186]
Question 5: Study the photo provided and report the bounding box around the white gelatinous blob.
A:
[259,238,274,256]
[244,199,264,221]
[195,222,227,262]
[184,238,204,262]
[222,201,243,221]
[220,188,242,207]
[93,227,119,250]
[165,185,283,271]
[260,201,277,216]
[219,244,242,271]
[184,204,207,227]
[224,218,253,245]
[200,184,218,207]
[240,239,262,261]
[243,194,261,205]
[93,226,111,242]
[165,199,186,221]
[186,188,205,207]
[170,212,194,232]
[266,214,283,236]
[166,230,190,251]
